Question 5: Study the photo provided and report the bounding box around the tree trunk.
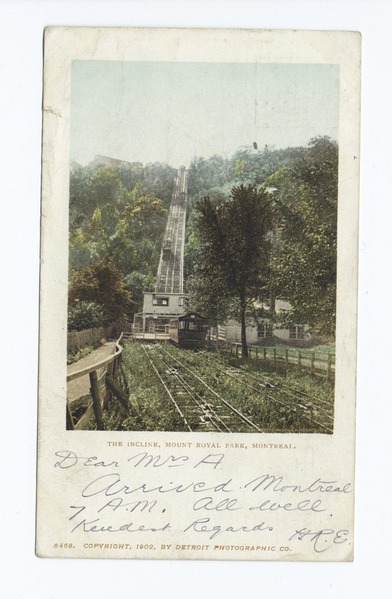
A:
[269,287,276,317]
[269,221,278,317]
[240,300,248,358]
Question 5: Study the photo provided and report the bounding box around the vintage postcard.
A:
[37,27,361,560]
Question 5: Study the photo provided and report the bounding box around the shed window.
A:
[153,297,169,306]
[289,324,305,340]
[257,322,273,339]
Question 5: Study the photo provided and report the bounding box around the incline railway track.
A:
[141,344,262,433]
[164,345,334,433]
[156,167,187,294]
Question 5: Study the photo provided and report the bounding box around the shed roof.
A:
[178,312,207,322]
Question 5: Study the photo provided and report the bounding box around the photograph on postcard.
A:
[37,28,360,561]
[67,60,338,435]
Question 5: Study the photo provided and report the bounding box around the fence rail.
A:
[228,343,335,379]
[131,324,169,341]
[66,333,135,430]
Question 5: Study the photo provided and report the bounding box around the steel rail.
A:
[174,349,323,425]
[165,346,333,433]
[141,344,192,432]
[213,352,334,430]
[157,345,262,432]
[152,347,232,433]
[195,349,334,414]
[219,364,334,422]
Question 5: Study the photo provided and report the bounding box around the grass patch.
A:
[166,345,334,433]
[92,343,187,431]
[95,342,334,433]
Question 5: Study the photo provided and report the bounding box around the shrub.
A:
[67,300,104,331]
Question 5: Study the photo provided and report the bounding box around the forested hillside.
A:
[68,160,176,329]
[186,136,338,341]
[68,136,338,341]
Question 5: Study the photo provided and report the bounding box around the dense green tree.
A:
[125,271,155,315]
[70,164,128,231]
[188,271,232,328]
[187,156,233,213]
[193,185,274,356]
[140,163,177,207]
[69,228,92,270]
[69,193,166,277]
[67,300,104,331]
[106,230,138,275]
[69,259,133,324]
[119,193,167,241]
[188,155,232,194]
[231,144,304,186]
[87,165,127,207]
[268,137,338,337]
[69,161,173,234]
[69,164,91,229]
[68,161,175,331]
[183,225,201,283]
[118,194,167,275]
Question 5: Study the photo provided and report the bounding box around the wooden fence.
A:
[67,325,115,354]
[228,343,335,379]
[66,333,137,430]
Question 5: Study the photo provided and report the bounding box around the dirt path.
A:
[67,341,117,402]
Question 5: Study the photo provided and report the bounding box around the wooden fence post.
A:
[273,348,277,366]
[285,349,289,369]
[66,402,75,430]
[107,360,114,379]
[327,354,332,381]
[263,347,267,361]
[106,375,130,410]
[89,370,104,430]
[113,355,120,380]
[256,347,259,360]
[311,352,315,375]
[298,351,301,369]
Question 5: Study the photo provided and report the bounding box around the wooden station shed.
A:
[169,312,208,349]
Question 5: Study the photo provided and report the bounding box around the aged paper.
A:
[37,27,360,561]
